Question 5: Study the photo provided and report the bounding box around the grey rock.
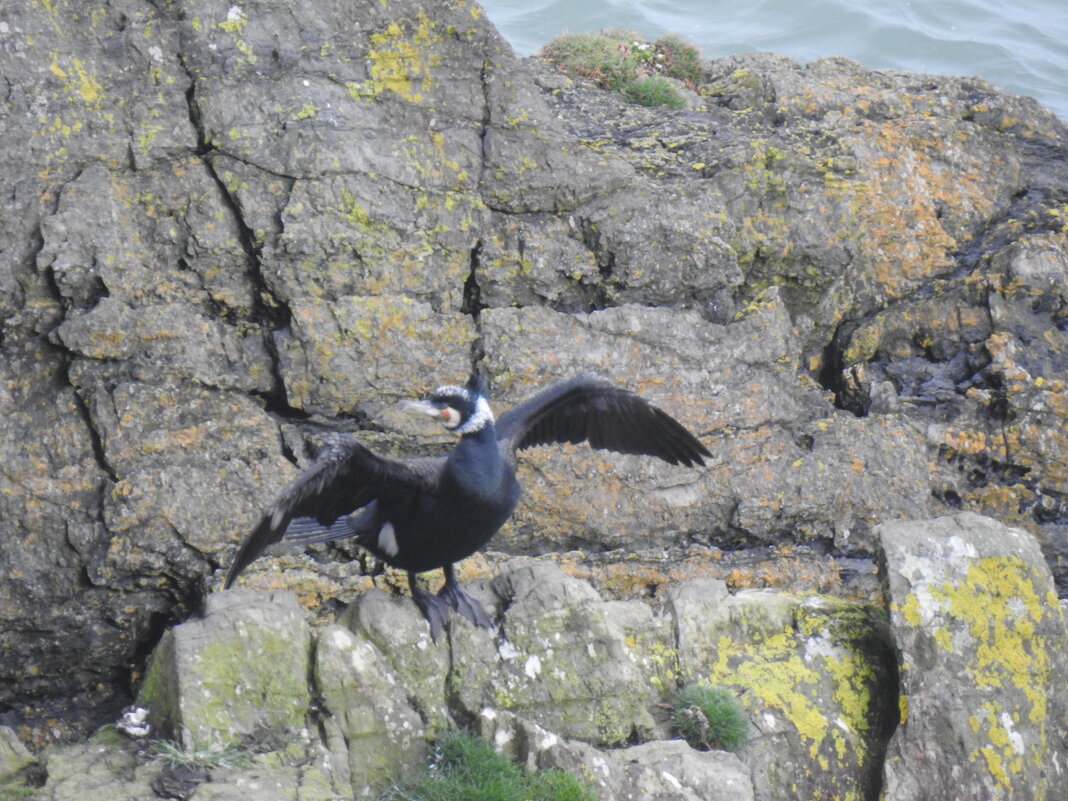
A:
[1,0,1067,744]
[39,740,163,801]
[877,513,1068,800]
[618,740,755,801]
[274,294,477,417]
[313,623,427,796]
[0,726,33,777]
[341,587,452,734]
[480,709,754,801]
[139,590,312,750]
[667,580,896,801]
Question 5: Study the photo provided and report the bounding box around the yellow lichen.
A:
[366,13,442,103]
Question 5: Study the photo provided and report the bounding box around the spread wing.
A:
[224,435,436,587]
[495,374,710,468]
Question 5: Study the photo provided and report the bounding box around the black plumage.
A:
[224,371,710,638]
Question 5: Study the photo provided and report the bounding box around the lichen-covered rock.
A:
[2,0,1068,747]
[0,725,33,777]
[877,513,1068,801]
[313,623,428,795]
[481,294,931,555]
[139,590,312,750]
[38,740,163,801]
[668,580,897,801]
[340,587,452,734]
[446,561,656,745]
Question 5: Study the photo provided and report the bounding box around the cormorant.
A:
[224,371,709,638]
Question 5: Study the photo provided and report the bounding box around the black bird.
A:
[224,371,709,638]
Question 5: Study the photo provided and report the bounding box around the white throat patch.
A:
[456,396,494,434]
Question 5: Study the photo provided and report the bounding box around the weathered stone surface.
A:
[314,623,427,795]
[618,740,755,801]
[479,709,755,801]
[0,725,33,777]
[482,296,929,554]
[668,580,897,801]
[877,513,1068,801]
[275,294,477,417]
[2,0,1067,752]
[139,590,311,750]
[39,740,163,801]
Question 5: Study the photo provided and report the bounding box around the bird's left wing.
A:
[495,373,711,467]
[224,435,432,587]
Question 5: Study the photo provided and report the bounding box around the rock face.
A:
[129,558,899,800]
[18,524,1065,801]
[138,590,311,750]
[877,513,1068,801]
[1,0,1067,761]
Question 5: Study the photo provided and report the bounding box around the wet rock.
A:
[139,590,311,750]
[877,513,1068,800]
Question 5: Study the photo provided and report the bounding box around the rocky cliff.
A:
[1,0,1067,798]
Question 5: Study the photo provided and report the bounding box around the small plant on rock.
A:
[540,29,703,109]
[625,76,685,109]
[148,738,255,770]
[672,682,749,752]
[379,730,596,801]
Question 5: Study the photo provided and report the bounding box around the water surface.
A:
[480,0,1068,121]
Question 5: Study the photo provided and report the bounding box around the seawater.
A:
[479,0,1068,122]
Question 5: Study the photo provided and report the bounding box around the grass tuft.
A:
[147,738,255,770]
[673,682,749,752]
[625,77,685,109]
[540,29,703,109]
[379,730,596,801]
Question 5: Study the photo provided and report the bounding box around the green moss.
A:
[379,731,596,801]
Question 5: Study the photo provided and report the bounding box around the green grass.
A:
[673,683,749,752]
[0,776,35,801]
[540,29,703,109]
[624,77,685,109]
[379,731,596,801]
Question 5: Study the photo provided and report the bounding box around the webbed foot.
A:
[409,582,451,641]
[437,580,494,630]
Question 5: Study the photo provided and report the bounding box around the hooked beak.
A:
[401,399,442,418]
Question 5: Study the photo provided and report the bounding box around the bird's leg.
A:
[408,571,450,641]
[437,564,494,630]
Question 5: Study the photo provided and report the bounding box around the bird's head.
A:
[403,371,494,434]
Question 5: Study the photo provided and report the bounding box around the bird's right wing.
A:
[223,435,434,587]
[495,373,710,467]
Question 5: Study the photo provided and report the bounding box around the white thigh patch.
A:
[377,521,399,557]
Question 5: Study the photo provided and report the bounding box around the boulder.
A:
[877,513,1068,800]
[0,726,33,777]
[667,580,897,801]
[139,590,312,750]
